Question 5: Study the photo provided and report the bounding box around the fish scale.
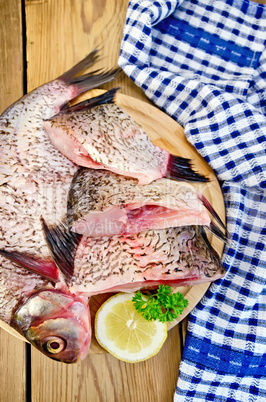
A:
[0,49,119,363]
[67,167,226,240]
[0,261,50,323]
[71,226,225,296]
[0,81,76,178]
[46,102,168,180]
[43,87,209,184]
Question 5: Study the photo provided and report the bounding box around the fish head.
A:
[12,290,91,363]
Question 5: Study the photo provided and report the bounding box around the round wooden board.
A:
[0,91,225,353]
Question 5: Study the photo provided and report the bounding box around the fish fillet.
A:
[67,168,226,240]
[43,89,208,184]
[67,168,210,235]
[70,226,225,296]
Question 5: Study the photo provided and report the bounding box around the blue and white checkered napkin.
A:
[118,0,266,400]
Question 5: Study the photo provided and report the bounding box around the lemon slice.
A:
[95,293,167,363]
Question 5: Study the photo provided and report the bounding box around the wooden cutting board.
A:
[0,91,226,353]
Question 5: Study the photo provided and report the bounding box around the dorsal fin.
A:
[41,218,82,283]
[0,249,60,283]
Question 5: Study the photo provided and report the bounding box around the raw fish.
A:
[43,89,208,184]
[70,225,225,295]
[67,168,226,240]
[0,48,224,363]
[0,49,118,362]
[1,223,225,300]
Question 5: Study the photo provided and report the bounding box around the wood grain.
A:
[25,0,147,100]
[0,0,24,114]
[31,323,182,402]
[0,1,26,401]
[0,329,26,402]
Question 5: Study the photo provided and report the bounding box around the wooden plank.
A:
[25,0,147,100]
[0,0,24,113]
[0,1,26,401]
[31,324,182,402]
[0,328,26,402]
[0,329,26,402]
[24,0,183,399]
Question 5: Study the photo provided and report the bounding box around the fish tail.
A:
[61,87,119,113]
[204,221,228,243]
[59,48,100,81]
[198,227,226,274]
[199,194,227,231]
[68,69,121,93]
[165,154,209,182]
[59,48,121,94]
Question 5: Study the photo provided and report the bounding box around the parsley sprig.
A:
[132,285,189,323]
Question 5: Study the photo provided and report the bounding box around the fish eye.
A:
[42,336,66,354]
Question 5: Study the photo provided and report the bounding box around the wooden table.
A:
[0,1,187,401]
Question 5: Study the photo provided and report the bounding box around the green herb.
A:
[132,285,189,323]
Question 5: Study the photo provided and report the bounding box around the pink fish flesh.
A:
[67,168,226,241]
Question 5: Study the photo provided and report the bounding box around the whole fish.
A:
[0,49,119,362]
[1,223,225,298]
[67,168,226,240]
[43,88,208,185]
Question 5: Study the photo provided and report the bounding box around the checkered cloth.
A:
[118,0,266,400]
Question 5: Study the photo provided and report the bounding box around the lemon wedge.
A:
[95,293,167,363]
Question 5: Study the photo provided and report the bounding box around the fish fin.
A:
[59,48,121,95]
[199,226,223,258]
[68,69,121,88]
[199,194,227,231]
[204,221,228,243]
[165,154,209,182]
[60,87,119,113]
[0,249,60,283]
[199,226,226,276]
[59,48,100,81]
[41,218,82,283]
